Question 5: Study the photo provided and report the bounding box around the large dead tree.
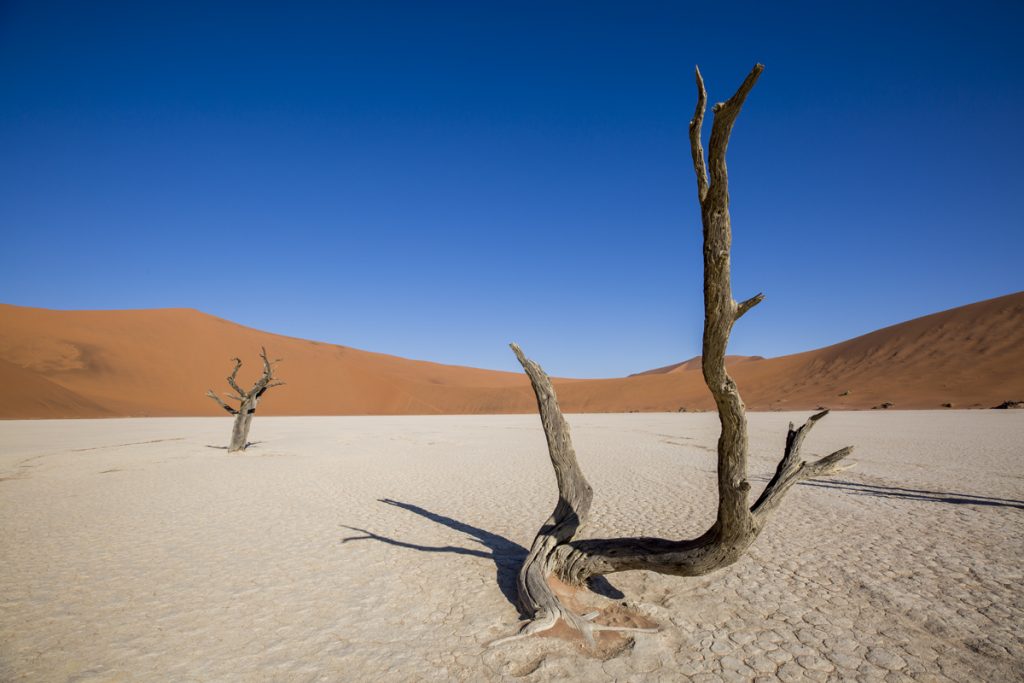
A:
[496,64,853,646]
[206,347,283,452]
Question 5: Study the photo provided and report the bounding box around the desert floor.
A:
[1,412,1022,682]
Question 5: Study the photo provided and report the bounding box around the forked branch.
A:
[751,411,854,521]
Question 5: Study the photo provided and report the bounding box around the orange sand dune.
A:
[630,355,765,376]
[0,358,114,419]
[1,292,1021,418]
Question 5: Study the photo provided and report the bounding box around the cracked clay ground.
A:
[1,411,1022,681]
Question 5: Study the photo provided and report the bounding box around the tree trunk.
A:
[228,402,253,452]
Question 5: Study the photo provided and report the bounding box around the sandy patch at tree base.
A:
[1,412,1022,681]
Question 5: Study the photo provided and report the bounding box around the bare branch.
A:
[804,446,855,478]
[750,411,854,521]
[258,346,283,369]
[735,292,765,320]
[689,67,709,204]
[505,343,596,642]
[248,346,280,396]
[509,344,591,516]
[206,389,238,415]
[706,63,764,204]
[226,358,245,397]
[711,63,765,114]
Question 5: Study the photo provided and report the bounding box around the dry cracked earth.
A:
[1,411,1022,681]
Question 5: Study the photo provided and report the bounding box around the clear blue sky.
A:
[2,1,1022,377]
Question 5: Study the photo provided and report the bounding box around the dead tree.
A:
[206,347,284,452]
[496,64,853,647]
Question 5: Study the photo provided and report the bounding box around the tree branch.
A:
[248,346,279,396]
[706,63,764,205]
[259,346,273,376]
[689,67,709,204]
[750,410,854,522]
[206,389,238,415]
[505,343,596,641]
[509,344,592,524]
[735,293,765,320]
[226,358,245,397]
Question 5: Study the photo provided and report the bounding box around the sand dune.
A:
[629,354,764,376]
[0,358,114,419]
[1,291,1022,418]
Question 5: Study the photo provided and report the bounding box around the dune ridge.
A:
[1,292,1021,418]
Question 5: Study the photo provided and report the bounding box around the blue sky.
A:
[2,1,1022,377]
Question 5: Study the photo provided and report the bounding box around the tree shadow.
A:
[796,479,1024,509]
[205,441,262,450]
[341,499,624,614]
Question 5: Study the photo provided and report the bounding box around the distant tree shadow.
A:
[205,441,262,450]
[796,479,1024,509]
[341,499,623,614]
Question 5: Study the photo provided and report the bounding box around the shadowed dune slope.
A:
[1,291,1021,417]
[0,358,114,419]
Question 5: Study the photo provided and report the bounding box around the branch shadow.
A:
[796,479,1024,509]
[340,499,624,615]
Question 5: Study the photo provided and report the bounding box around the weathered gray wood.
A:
[496,343,595,644]
[750,411,854,522]
[689,67,709,204]
[499,63,854,646]
[206,347,284,452]
[205,390,238,416]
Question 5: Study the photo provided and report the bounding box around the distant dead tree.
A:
[206,347,284,452]
[497,64,854,646]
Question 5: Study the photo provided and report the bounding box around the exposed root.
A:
[488,611,559,647]
[489,600,659,650]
